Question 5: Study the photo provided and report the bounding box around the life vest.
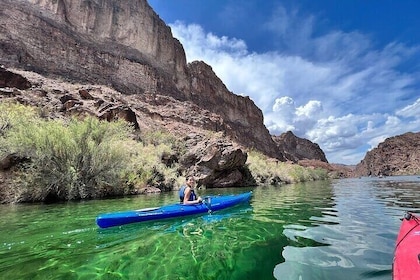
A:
[179,185,197,203]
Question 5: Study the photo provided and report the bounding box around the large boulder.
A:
[180,134,250,188]
[0,67,31,90]
[273,131,328,163]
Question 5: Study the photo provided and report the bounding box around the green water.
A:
[0,176,419,280]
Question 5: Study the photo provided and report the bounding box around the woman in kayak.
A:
[179,176,203,205]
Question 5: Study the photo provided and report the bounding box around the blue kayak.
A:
[96,191,252,228]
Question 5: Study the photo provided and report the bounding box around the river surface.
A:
[0,176,419,280]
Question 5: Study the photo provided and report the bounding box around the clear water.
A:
[0,176,419,280]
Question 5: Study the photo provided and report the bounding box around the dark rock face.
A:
[273,131,328,163]
[0,67,31,90]
[354,132,420,176]
[186,61,280,158]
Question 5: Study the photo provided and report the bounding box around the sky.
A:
[147,0,420,165]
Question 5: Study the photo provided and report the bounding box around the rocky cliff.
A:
[0,0,281,159]
[272,131,328,163]
[354,132,420,176]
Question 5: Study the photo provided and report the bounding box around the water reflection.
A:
[274,176,419,280]
[370,176,420,211]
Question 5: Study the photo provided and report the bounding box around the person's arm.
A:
[183,187,202,205]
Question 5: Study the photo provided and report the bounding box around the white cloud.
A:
[268,98,323,136]
[296,100,323,119]
[267,96,297,132]
[169,8,420,165]
[272,96,294,113]
[396,98,420,118]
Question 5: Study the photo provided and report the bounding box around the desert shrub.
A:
[2,109,136,202]
[141,129,186,156]
[246,149,328,185]
[246,150,290,184]
[125,130,183,191]
[309,167,329,181]
[141,130,175,146]
[0,102,39,157]
[0,102,184,202]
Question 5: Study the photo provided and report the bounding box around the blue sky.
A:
[148,0,420,165]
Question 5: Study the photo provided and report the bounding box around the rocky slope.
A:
[354,132,420,177]
[0,66,258,188]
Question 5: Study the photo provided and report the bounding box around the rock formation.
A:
[180,133,252,188]
[272,131,327,163]
[0,67,31,89]
[354,132,420,176]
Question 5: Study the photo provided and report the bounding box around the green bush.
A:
[1,102,137,202]
[0,102,186,202]
[124,131,183,191]
[0,102,38,156]
[246,149,328,185]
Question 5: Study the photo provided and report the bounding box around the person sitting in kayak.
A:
[179,176,203,205]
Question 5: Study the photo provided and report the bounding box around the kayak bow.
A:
[393,212,420,280]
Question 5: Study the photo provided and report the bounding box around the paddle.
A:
[202,196,212,213]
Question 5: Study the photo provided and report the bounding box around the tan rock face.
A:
[354,132,420,176]
[0,0,185,97]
